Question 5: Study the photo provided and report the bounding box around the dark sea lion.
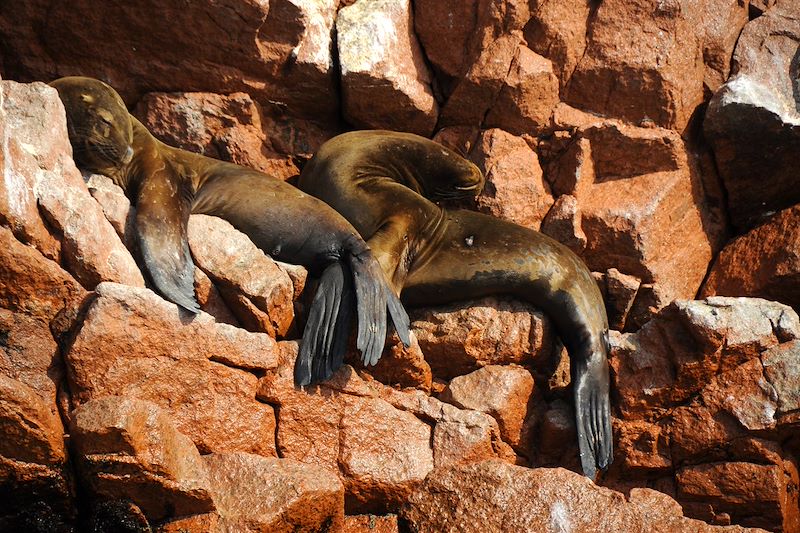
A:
[297,130,613,478]
[49,77,410,386]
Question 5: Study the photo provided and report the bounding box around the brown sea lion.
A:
[49,77,410,386]
[297,130,613,479]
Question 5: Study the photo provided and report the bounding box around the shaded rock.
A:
[65,282,278,456]
[409,297,555,380]
[343,514,398,533]
[699,0,750,93]
[550,121,719,328]
[0,0,339,120]
[540,194,587,254]
[603,268,641,332]
[1,80,144,289]
[348,333,433,392]
[702,204,800,311]
[70,397,214,522]
[187,214,295,338]
[677,461,799,531]
[439,365,536,452]
[203,452,344,532]
[135,91,299,181]
[85,173,137,250]
[484,45,560,135]
[703,1,800,230]
[337,0,437,136]
[762,340,800,416]
[401,460,762,532]
[469,129,553,230]
[565,0,705,131]
[0,225,87,324]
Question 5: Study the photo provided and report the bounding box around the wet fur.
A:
[297,130,613,478]
[50,77,410,386]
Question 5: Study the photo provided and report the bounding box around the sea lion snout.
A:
[122,145,134,165]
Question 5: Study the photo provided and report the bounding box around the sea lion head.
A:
[50,76,134,175]
[407,140,485,201]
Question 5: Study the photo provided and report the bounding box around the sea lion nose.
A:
[122,146,134,164]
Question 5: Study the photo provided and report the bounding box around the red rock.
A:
[203,452,344,532]
[565,0,705,131]
[702,204,800,310]
[187,214,295,338]
[337,0,437,136]
[469,129,554,230]
[701,358,777,432]
[402,460,761,532]
[70,396,214,522]
[613,419,671,473]
[540,194,587,254]
[343,514,398,533]
[484,45,560,135]
[699,0,750,92]
[668,405,745,464]
[0,225,87,324]
[703,1,800,230]
[192,268,241,327]
[524,0,591,92]
[535,400,578,468]
[347,333,433,392]
[0,80,61,260]
[409,296,555,380]
[550,121,719,328]
[603,268,642,332]
[0,0,339,120]
[677,461,799,531]
[85,174,137,250]
[134,91,300,181]
[65,282,278,456]
[439,365,536,453]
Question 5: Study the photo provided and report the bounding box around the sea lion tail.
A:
[294,261,354,386]
[348,251,411,367]
[573,344,614,480]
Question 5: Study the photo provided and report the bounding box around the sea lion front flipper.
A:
[574,355,613,480]
[134,160,199,313]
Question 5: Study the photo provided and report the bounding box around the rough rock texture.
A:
[609,297,800,531]
[337,0,437,136]
[202,452,344,532]
[70,397,214,521]
[702,204,800,311]
[402,460,763,533]
[0,0,340,121]
[65,283,279,456]
[704,1,800,231]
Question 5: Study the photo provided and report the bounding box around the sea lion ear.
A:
[80,93,95,104]
[134,163,200,314]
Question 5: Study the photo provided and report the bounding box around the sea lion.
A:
[49,77,410,386]
[297,130,613,479]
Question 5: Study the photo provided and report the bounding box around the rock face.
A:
[704,1,800,231]
[2,1,800,530]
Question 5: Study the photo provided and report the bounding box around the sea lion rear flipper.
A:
[574,357,613,480]
[294,261,354,386]
[134,163,199,313]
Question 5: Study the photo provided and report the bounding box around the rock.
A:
[540,194,587,254]
[0,225,87,325]
[762,340,800,416]
[468,129,554,230]
[203,452,344,532]
[703,1,800,230]
[85,173,137,250]
[401,460,762,532]
[70,397,214,522]
[347,333,433,392]
[0,0,339,120]
[677,462,799,531]
[343,514,398,533]
[565,0,705,131]
[699,0,750,93]
[611,297,799,419]
[187,214,295,338]
[409,297,555,380]
[603,268,642,332]
[0,80,144,290]
[702,204,800,311]
[483,45,560,135]
[439,365,536,452]
[552,121,719,328]
[65,282,278,456]
[337,0,437,136]
[257,349,513,512]
[134,91,299,181]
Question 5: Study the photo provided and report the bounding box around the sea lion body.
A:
[50,78,410,385]
[298,130,612,478]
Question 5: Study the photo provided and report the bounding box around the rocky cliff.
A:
[0,0,798,531]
